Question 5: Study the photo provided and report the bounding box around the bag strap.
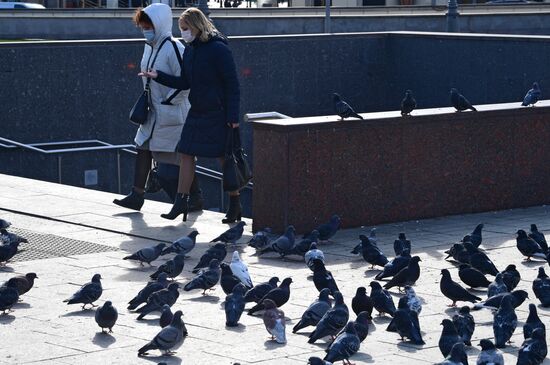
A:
[225,127,235,155]
[144,37,172,91]
[161,39,185,105]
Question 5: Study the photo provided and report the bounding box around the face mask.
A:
[180,29,195,43]
[142,29,155,43]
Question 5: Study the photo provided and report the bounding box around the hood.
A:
[192,32,228,47]
[143,3,173,46]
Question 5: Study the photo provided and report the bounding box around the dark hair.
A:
[132,8,153,27]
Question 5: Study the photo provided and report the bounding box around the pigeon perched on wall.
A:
[150,254,185,280]
[463,242,499,276]
[259,225,295,257]
[225,283,246,327]
[292,231,320,258]
[312,259,340,296]
[475,289,529,310]
[305,242,325,271]
[138,310,187,357]
[375,249,411,281]
[517,328,548,365]
[404,286,422,315]
[450,88,477,112]
[95,300,118,333]
[184,259,221,295]
[352,235,388,269]
[161,231,199,256]
[244,277,279,303]
[458,264,491,289]
[394,233,412,256]
[333,93,363,120]
[440,269,481,307]
[533,267,550,307]
[159,304,173,328]
[351,287,373,319]
[0,241,21,265]
[324,322,361,364]
[63,273,103,310]
[477,339,504,365]
[123,243,166,266]
[501,264,521,291]
[304,215,341,242]
[192,243,227,273]
[293,288,332,333]
[386,296,425,344]
[247,227,273,251]
[523,303,546,339]
[230,251,253,289]
[136,283,180,320]
[4,273,38,296]
[220,262,242,295]
[400,90,417,116]
[516,229,546,260]
[383,256,421,291]
[248,277,292,315]
[128,273,169,310]
[0,280,19,314]
[488,273,508,298]
[211,221,246,245]
[369,281,396,316]
[521,82,541,107]
[437,342,468,365]
[493,294,517,348]
[439,319,462,358]
[262,299,286,344]
[308,291,349,344]
[529,224,548,254]
[444,243,470,264]
[452,306,475,346]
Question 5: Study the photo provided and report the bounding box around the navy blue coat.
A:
[155,34,240,158]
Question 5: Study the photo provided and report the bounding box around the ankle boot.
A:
[188,175,203,212]
[161,193,189,221]
[222,195,242,224]
[113,188,144,211]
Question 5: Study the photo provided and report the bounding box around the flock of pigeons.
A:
[1,214,550,364]
[333,82,542,120]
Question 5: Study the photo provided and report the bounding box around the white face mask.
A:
[180,29,195,44]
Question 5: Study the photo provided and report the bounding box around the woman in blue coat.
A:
[142,7,241,223]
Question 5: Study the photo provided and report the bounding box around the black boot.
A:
[113,188,144,211]
[188,175,203,212]
[222,195,242,224]
[161,193,189,221]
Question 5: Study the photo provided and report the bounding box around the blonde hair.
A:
[179,8,218,43]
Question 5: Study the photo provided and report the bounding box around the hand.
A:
[227,123,239,128]
[138,69,158,79]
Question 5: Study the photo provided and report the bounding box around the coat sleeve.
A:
[215,43,240,124]
[155,66,190,91]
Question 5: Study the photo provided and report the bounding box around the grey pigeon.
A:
[293,288,332,333]
[0,219,11,230]
[369,281,396,316]
[351,286,373,319]
[533,267,550,307]
[63,273,103,310]
[437,342,468,365]
[4,273,38,296]
[375,248,411,280]
[394,233,412,256]
[458,263,491,289]
[386,296,425,344]
[404,286,422,314]
[324,322,360,363]
[210,221,246,245]
[464,241,499,276]
[401,90,416,116]
[244,276,279,303]
[308,357,332,365]
[445,243,470,264]
[517,328,548,365]
[493,294,517,348]
[352,234,388,269]
[292,230,320,258]
[501,264,521,291]
[263,298,286,344]
[477,339,504,365]
[439,319,462,357]
[0,241,21,265]
[247,227,273,250]
[451,88,477,112]
[440,269,481,307]
[128,273,169,310]
[452,306,475,346]
[475,289,529,310]
[220,262,241,295]
[469,224,484,247]
[333,93,363,120]
[0,280,19,314]
[248,277,292,315]
[259,225,295,257]
[159,304,173,328]
[523,303,546,339]
[0,229,28,245]
[136,283,180,320]
[225,283,246,327]
[138,310,187,356]
[529,224,548,254]
[304,214,341,242]
[312,259,340,296]
[124,243,166,266]
[308,291,349,344]
[488,273,508,298]
[95,300,118,333]
[305,241,325,271]
[516,229,546,260]
[150,254,185,280]
[230,251,253,289]
[192,243,227,273]
[161,231,199,256]
[521,82,541,107]
[383,256,421,291]
[183,259,221,295]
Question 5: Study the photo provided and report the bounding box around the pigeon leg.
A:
[447,301,457,307]
[109,328,113,333]
[202,289,207,295]
[139,262,144,267]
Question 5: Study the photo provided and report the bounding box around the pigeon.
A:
[95,300,118,333]
[521,82,541,107]
[63,273,103,310]
[328,311,370,345]
[244,277,279,303]
[463,242,499,276]
[183,259,221,295]
[369,281,396,316]
[469,224,484,247]
[210,221,246,245]
[305,242,325,271]
[351,286,373,319]
[123,243,166,266]
[477,339,504,365]
[150,254,185,280]
[159,304,173,328]
[263,298,286,344]
[192,243,226,273]
[138,310,187,356]
[445,243,470,264]
[493,294,517,348]
[533,267,550,307]
[248,277,292,315]
[440,269,481,307]
[0,280,19,314]
[4,273,38,296]
[259,225,295,257]
[352,234,388,269]
[161,231,199,256]
[488,273,508,298]
[450,88,477,112]
[311,259,340,296]
[393,233,412,256]
[437,342,468,365]
[333,93,363,120]
[308,291,349,344]
[0,241,21,265]
[0,219,10,230]
[375,249,411,281]
[439,319,462,358]
[293,288,332,333]
[501,264,521,291]
[458,264,491,289]
[292,230,320,258]
[136,283,180,320]
[230,251,253,289]
[383,256,421,291]
[220,262,242,295]
[475,289,529,310]
[400,90,416,116]
[404,286,422,314]
[324,322,361,363]
[452,306,475,346]
[307,357,332,365]
[224,283,246,327]
[529,224,548,254]
[386,296,425,344]
[517,328,548,365]
[0,229,28,245]
[516,229,546,260]
[523,303,546,339]
[128,273,169,310]
[248,227,273,250]
[305,214,341,242]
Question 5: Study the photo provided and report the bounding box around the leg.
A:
[161,154,195,221]
[113,149,151,210]
[218,157,242,224]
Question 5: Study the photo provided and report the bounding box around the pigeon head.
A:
[208,259,220,269]
[344,321,357,335]
[188,230,200,239]
[495,272,504,283]
[330,215,341,226]
[410,256,421,263]
[232,283,246,295]
[462,241,477,252]
[263,298,277,309]
[404,286,416,296]
[538,267,548,279]
[458,306,470,315]
[405,90,412,97]
[479,339,496,350]
[308,230,320,241]
[161,304,171,311]
[398,233,406,240]
[309,242,318,251]
[397,296,409,309]
[155,243,167,250]
[356,311,370,324]
[231,251,241,262]
[440,269,451,278]
[220,262,232,274]
[527,303,539,319]
[280,277,293,287]
[174,254,186,263]
[450,88,459,95]
[516,229,528,238]
[104,301,113,307]
[359,235,370,243]
[458,263,470,271]
[440,319,457,333]
[333,291,344,304]
[319,288,331,300]
[369,281,383,291]
[269,277,280,286]
[474,223,484,231]
[285,225,295,235]
[531,327,545,340]
[504,264,516,271]
[308,357,326,365]
[25,273,38,280]
[213,243,226,250]
[533,82,540,90]
[91,274,102,282]
[236,221,247,228]
[530,224,538,232]
[332,93,342,102]
[168,282,180,291]
[172,310,183,322]
[356,287,367,296]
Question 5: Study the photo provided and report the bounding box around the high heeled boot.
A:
[222,195,242,224]
[161,193,190,221]
[113,188,144,211]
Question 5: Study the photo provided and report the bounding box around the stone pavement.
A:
[0,173,549,365]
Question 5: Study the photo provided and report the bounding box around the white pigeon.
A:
[305,243,325,271]
[404,286,422,314]
[230,251,253,288]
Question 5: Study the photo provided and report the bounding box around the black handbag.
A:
[223,128,252,192]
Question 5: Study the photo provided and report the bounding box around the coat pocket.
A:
[156,103,185,127]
